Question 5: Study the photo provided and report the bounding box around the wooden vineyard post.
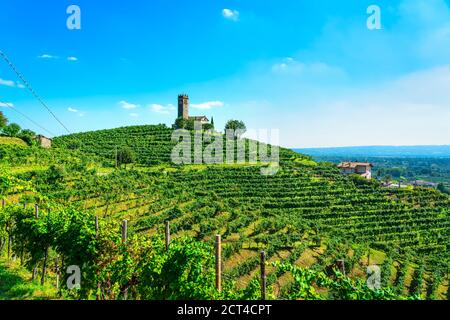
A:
[215,235,222,292]
[7,234,11,260]
[336,259,346,276]
[41,246,48,285]
[32,266,37,281]
[95,216,100,300]
[55,257,60,289]
[115,146,118,169]
[1,198,5,209]
[122,220,128,244]
[31,205,39,280]
[260,251,267,300]
[95,216,99,239]
[122,219,128,300]
[23,203,26,209]
[165,221,170,251]
[11,236,16,262]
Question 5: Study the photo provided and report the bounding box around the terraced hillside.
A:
[1,125,449,299]
[53,124,293,167]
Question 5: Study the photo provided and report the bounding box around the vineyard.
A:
[1,124,449,300]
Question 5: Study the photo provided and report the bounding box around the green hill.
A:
[1,125,449,300]
[0,136,27,147]
[53,124,296,166]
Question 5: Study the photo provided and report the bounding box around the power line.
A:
[0,49,71,134]
[0,100,56,137]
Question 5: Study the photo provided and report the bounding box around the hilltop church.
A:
[177,94,210,125]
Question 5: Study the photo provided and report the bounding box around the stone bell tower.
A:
[178,94,189,119]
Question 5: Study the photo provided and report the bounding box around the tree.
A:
[225,120,246,139]
[19,129,36,146]
[174,117,188,129]
[117,147,135,169]
[2,123,21,137]
[203,123,214,131]
[382,174,392,185]
[185,119,195,131]
[437,183,449,195]
[0,111,8,128]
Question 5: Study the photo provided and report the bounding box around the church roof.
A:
[189,116,209,121]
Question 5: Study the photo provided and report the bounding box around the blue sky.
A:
[1,0,450,147]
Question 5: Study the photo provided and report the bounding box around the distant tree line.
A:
[174,117,247,139]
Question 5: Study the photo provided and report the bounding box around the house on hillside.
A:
[411,180,438,189]
[337,162,373,179]
[35,135,52,148]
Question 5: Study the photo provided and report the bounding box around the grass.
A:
[0,257,58,300]
[5,165,49,174]
[0,136,27,146]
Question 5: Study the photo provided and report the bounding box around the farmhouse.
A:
[35,134,52,148]
[411,180,438,189]
[337,162,373,179]
[177,94,210,124]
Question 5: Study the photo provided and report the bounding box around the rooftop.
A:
[337,162,373,169]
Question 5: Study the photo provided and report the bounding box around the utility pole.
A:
[115,146,118,169]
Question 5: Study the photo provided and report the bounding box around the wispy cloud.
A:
[190,101,224,110]
[0,78,26,89]
[222,8,239,21]
[129,113,139,117]
[0,78,15,87]
[38,54,57,59]
[67,107,85,117]
[271,57,344,77]
[150,104,171,114]
[37,54,79,62]
[119,100,139,110]
[0,102,13,107]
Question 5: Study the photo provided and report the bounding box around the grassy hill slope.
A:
[0,136,27,147]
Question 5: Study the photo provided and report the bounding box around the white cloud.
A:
[279,65,450,148]
[0,102,13,107]
[0,78,15,87]
[271,58,344,77]
[67,107,85,117]
[38,54,57,59]
[151,104,171,114]
[0,78,26,89]
[272,57,303,73]
[190,101,224,110]
[119,100,139,110]
[129,113,139,117]
[222,8,239,21]
[67,56,78,61]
